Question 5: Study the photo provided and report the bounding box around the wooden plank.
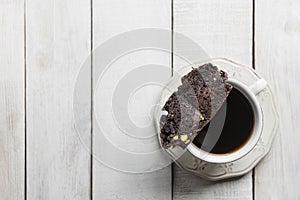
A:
[173,0,253,199]
[174,170,252,200]
[0,0,25,199]
[26,0,91,199]
[92,0,172,199]
[255,0,300,199]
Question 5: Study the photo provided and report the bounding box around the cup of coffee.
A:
[187,78,267,163]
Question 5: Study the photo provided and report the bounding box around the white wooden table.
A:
[1,0,299,199]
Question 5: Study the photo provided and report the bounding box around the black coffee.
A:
[193,87,254,154]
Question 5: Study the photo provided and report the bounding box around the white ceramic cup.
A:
[187,78,268,163]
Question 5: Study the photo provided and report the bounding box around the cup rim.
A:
[187,79,263,163]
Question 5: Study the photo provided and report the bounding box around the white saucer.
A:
[163,58,279,181]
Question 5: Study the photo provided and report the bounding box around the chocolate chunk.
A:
[160,63,232,148]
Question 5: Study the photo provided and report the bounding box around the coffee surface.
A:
[193,88,254,154]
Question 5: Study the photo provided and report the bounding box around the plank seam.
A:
[252,0,256,199]
[171,0,174,77]
[91,0,94,199]
[24,0,27,199]
[252,0,256,70]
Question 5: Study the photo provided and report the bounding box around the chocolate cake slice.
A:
[160,63,232,148]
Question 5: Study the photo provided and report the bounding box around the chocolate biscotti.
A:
[160,63,232,148]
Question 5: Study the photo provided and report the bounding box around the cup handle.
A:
[249,79,268,95]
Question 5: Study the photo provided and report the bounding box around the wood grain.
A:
[0,0,25,199]
[174,170,252,200]
[255,0,300,199]
[3,0,298,199]
[173,0,253,199]
[26,0,91,199]
[92,0,172,199]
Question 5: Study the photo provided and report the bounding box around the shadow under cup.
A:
[187,79,264,164]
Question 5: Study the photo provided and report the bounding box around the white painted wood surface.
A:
[1,0,299,199]
[255,0,300,199]
[0,1,25,199]
[92,0,172,199]
[173,0,253,199]
[26,0,91,199]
